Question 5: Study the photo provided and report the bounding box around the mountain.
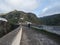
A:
[39,14,60,26]
[0,10,40,37]
[0,10,40,24]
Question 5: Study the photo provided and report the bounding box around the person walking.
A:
[28,23,30,28]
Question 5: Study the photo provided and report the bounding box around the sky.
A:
[0,0,60,17]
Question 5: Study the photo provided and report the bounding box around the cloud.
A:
[42,3,59,13]
[41,3,60,16]
[0,0,39,13]
[1,0,60,17]
[0,3,13,13]
[42,8,49,13]
[45,6,60,15]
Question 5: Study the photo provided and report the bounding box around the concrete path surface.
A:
[20,26,59,45]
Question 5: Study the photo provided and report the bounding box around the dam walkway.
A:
[20,26,59,45]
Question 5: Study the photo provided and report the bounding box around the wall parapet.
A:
[0,26,22,45]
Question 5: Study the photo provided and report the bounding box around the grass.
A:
[31,27,60,44]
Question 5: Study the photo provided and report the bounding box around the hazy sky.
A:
[0,0,60,17]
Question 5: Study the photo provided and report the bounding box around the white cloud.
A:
[0,3,13,13]
[42,8,49,13]
[0,0,38,13]
[41,3,60,16]
[42,5,55,13]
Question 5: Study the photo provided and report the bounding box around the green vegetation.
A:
[0,10,20,24]
[0,10,39,24]
[0,10,40,37]
[39,14,60,26]
[23,13,40,24]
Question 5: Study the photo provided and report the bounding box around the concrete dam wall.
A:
[0,26,22,45]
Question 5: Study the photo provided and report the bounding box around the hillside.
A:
[0,10,39,24]
[39,14,60,26]
[0,10,40,37]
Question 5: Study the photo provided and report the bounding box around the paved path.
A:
[20,26,59,45]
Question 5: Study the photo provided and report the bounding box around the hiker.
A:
[28,23,30,28]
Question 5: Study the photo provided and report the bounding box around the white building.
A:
[0,17,7,22]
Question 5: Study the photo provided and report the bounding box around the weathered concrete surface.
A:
[0,26,22,45]
[32,26,60,35]
[11,27,22,45]
[20,26,59,45]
